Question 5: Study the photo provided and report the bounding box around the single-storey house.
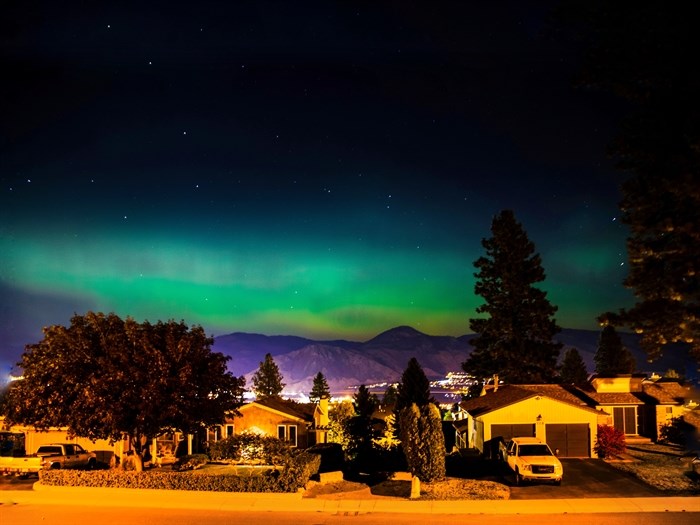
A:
[215,396,330,449]
[454,383,608,458]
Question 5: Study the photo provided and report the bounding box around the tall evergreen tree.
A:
[382,384,398,407]
[309,371,331,403]
[353,384,379,418]
[462,210,562,383]
[251,353,285,399]
[552,3,700,361]
[396,357,431,411]
[559,347,589,387]
[594,325,635,375]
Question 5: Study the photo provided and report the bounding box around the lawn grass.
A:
[605,442,699,494]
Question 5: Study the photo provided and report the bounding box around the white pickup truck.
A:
[0,443,96,476]
[499,437,563,485]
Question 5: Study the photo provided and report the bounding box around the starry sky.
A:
[0,1,635,375]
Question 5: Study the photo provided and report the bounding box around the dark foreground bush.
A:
[305,443,345,472]
[40,451,321,492]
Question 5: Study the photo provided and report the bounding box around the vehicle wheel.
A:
[514,469,521,486]
[87,458,96,470]
[554,479,561,486]
[50,463,61,470]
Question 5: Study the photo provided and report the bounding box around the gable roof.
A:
[240,397,314,422]
[460,384,603,417]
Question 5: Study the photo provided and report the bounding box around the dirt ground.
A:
[302,477,510,500]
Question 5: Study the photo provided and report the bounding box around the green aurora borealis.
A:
[0,1,636,373]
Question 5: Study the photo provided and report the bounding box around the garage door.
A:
[546,423,590,457]
[490,423,535,441]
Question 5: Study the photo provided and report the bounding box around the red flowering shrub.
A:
[594,425,626,458]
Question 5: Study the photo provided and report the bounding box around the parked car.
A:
[499,437,563,485]
[0,443,96,476]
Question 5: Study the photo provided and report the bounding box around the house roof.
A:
[642,381,692,405]
[459,384,603,417]
[241,397,315,422]
[574,388,646,405]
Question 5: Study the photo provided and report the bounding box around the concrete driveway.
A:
[505,458,662,499]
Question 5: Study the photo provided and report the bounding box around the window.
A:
[225,424,234,437]
[277,425,298,447]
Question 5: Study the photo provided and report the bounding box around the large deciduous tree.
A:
[462,210,562,383]
[594,325,635,375]
[3,312,245,471]
[251,353,285,399]
[553,2,700,361]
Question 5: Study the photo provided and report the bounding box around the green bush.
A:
[399,403,446,482]
[658,416,694,446]
[207,433,291,464]
[594,425,626,458]
[39,450,321,492]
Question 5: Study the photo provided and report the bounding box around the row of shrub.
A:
[40,451,321,492]
[207,434,292,465]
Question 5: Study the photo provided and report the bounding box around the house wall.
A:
[653,404,688,440]
[478,397,600,457]
[233,405,309,448]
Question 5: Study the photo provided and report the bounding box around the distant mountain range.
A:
[213,326,697,394]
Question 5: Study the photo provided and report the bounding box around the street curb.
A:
[4,483,695,514]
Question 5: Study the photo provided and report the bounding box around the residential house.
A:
[640,379,697,441]
[574,375,697,442]
[214,396,330,449]
[454,383,607,458]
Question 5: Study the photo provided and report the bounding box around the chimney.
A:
[493,374,499,392]
[317,395,329,428]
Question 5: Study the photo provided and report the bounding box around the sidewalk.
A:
[0,483,698,514]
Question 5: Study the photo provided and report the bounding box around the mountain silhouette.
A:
[214,326,696,395]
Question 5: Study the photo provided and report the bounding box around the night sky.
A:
[0,1,634,375]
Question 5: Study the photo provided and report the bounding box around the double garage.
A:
[458,385,605,459]
[490,423,591,458]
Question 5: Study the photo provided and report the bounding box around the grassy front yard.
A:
[606,442,699,494]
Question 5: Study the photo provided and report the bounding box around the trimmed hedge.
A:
[39,451,321,492]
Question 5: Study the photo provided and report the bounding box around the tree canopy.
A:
[396,357,431,411]
[462,210,562,383]
[594,325,635,375]
[3,312,245,469]
[251,353,285,399]
[553,2,700,361]
[309,371,331,403]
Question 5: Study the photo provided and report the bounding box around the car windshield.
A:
[519,444,552,456]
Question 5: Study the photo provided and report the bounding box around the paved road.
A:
[503,459,662,499]
[1,505,698,525]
